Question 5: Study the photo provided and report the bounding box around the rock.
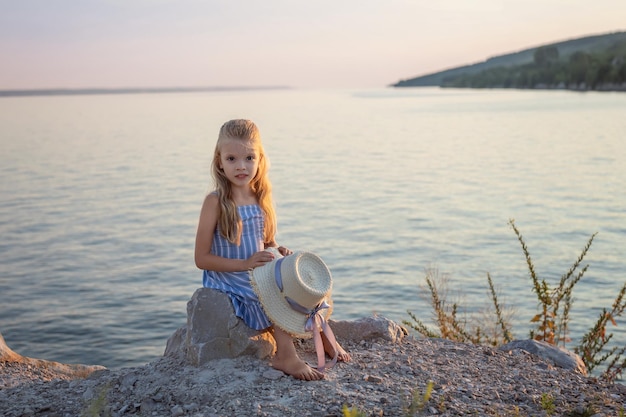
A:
[0,332,24,363]
[329,315,408,343]
[171,404,184,416]
[365,374,384,383]
[0,331,106,387]
[165,290,409,367]
[165,288,276,365]
[163,326,187,359]
[499,339,588,375]
[262,368,285,380]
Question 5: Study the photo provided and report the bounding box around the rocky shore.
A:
[2,325,625,417]
[2,290,625,416]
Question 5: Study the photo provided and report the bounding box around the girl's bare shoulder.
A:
[201,193,220,213]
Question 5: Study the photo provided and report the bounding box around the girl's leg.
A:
[271,327,324,381]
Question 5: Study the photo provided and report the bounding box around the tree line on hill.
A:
[392,32,626,92]
[443,40,626,91]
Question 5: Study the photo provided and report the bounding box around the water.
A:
[1,88,625,371]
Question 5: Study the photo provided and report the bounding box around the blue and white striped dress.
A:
[202,204,272,330]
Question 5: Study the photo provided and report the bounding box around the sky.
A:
[1,0,625,90]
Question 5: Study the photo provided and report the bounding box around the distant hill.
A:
[392,31,626,89]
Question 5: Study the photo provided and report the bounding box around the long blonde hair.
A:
[211,119,276,245]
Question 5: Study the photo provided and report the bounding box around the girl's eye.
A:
[246,156,255,161]
[226,156,235,161]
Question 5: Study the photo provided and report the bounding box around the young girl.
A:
[195,119,349,380]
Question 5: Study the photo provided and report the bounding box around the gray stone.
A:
[262,369,285,380]
[163,326,187,359]
[329,315,408,343]
[164,290,410,367]
[165,288,276,366]
[499,339,587,375]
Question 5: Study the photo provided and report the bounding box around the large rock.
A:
[329,316,408,343]
[499,339,587,375]
[164,288,276,366]
[165,289,409,366]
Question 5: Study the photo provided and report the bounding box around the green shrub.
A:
[405,219,626,383]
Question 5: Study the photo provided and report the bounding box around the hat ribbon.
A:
[285,297,338,372]
[273,256,338,372]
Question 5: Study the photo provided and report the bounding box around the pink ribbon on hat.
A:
[273,257,338,372]
[284,297,338,372]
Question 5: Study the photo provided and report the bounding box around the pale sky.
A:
[1,0,624,90]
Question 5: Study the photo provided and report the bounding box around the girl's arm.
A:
[195,194,248,271]
[194,194,274,271]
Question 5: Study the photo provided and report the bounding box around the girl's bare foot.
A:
[271,355,324,381]
[322,333,351,362]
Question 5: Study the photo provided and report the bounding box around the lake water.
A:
[1,88,625,371]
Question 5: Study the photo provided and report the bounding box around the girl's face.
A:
[218,138,260,188]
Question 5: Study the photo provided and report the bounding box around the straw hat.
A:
[250,249,333,338]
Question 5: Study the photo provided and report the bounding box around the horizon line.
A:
[0,85,291,98]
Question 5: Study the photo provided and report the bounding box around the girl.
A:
[195,119,349,381]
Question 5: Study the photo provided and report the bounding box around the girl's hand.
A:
[247,250,276,270]
[277,246,293,256]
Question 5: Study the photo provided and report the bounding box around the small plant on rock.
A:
[406,219,626,383]
[404,380,434,416]
[509,219,594,346]
[540,392,556,416]
[574,283,626,381]
[342,404,367,417]
[81,383,111,417]
[511,219,626,382]
[404,268,513,346]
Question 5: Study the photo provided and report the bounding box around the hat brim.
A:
[250,252,333,338]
